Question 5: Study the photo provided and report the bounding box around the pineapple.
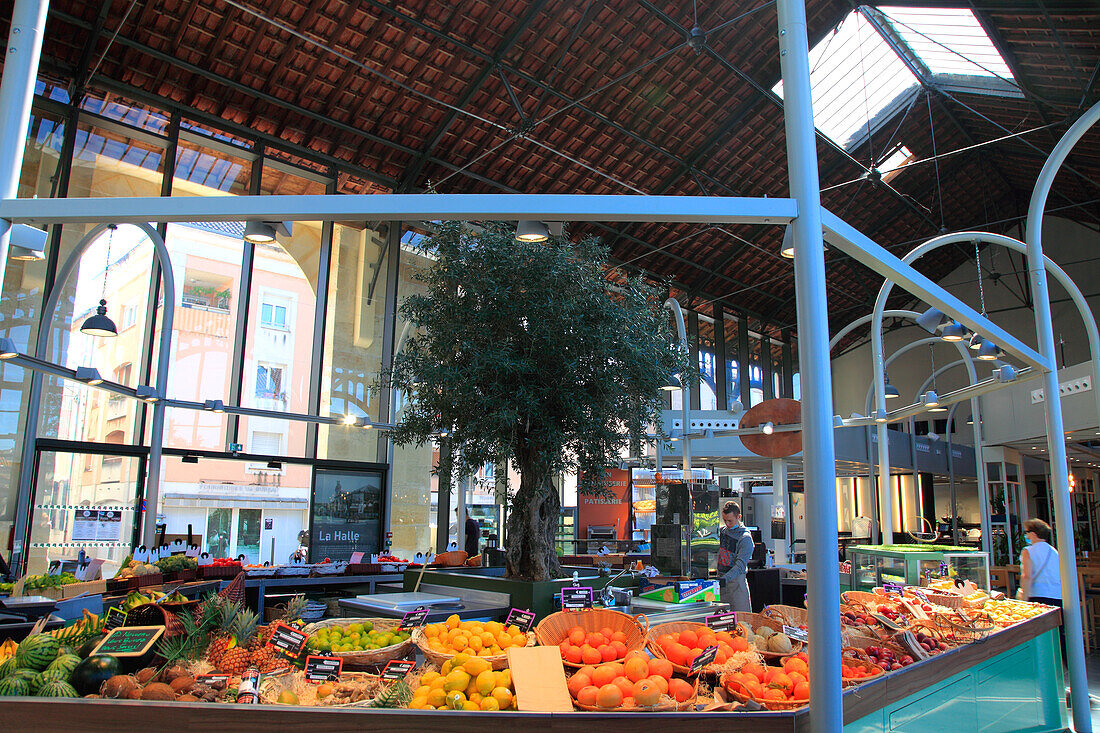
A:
[251,595,308,652]
[204,596,245,669]
[218,608,260,675]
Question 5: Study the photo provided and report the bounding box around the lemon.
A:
[468,692,483,704]
[464,657,491,677]
[462,700,481,711]
[430,676,447,690]
[277,690,299,705]
[446,614,461,629]
[451,652,471,668]
[420,670,440,685]
[476,670,496,696]
[446,691,467,710]
[441,660,453,676]
[480,697,501,711]
[444,669,471,692]
[426,688,447,707]
[491,686,513,710]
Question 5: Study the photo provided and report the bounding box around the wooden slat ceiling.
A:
[14,0,1100,341]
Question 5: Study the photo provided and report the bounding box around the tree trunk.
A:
[505,463,562,581]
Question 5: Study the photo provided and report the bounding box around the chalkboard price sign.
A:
[705,611,738,632]
[104,607,128,630]
[400,606,430,629]
[304,656,343,682]
[689,644,718,673]
[91,626,165,658]
[267,622,309,657]
[782,625,809,643]
[560,586,593,610]
[505,608,536,633]
[380,659,416,682]
[883,582,904,596]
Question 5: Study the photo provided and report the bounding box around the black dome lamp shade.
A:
[81,299,118,337]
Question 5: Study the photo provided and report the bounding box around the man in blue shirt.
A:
[717,501,754,612]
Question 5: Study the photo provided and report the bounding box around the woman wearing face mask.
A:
[1019,518,1064,658]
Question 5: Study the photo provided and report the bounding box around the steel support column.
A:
[777,1,842,728]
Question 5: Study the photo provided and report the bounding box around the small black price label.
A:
[561,586,593,610]
[196,674,230,686]
[267,622,309,657]
[689,644,719,673]
[400,606,430,629]
[705,611,738,632]
[505,608,536,633]
[380,659,416,682]
[883,582,904,596]
[104,607,128,630]
[782,625,809,643]
[304,656,343,682]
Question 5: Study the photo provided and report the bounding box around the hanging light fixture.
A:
[243,221,292,244]
[80,225,118,338]
[921,390,940,408]
[884,373,899,399]
[969,333,984,351]
[780,226,795,258]
[915,307,947,334]
[662,373,682,391]
[136,385,159,402]
[977,340,1002,361]
[0,337,18,359]
[940,321,968,342]
[8,224,47,261]
[515,221,550,243]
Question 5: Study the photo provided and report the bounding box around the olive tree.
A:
[388,221,685,581]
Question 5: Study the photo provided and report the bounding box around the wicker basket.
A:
[840,655,886,687]
[125,603,185,638]
[762,604,808,627]
[734,612,805,660]
[572,675,698,711]
[721,673,807,711]
[535,609,649,668]
[300,617,414,669]
[430,551,469,567]
[840,633,907,659]
[923,590,979,610]
[259,670,385,706]
[841,590,890,608]
[646,621,734,676]
[929,611,996,642]
[414,624,536,671]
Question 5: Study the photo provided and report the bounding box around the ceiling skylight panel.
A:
[876,7,1015,81]
[774,10,919,148]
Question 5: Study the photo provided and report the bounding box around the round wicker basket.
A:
[571,675,698,711]
[721,673,807,711]
[534,609,649,668]
[300,617,414,669]
[258,670,385,707]
[646,620,737,676]
[734,611,805,660]
[412,624,535,671]
[761,604,808,627]
[840,633,907,659]
[840,655,886,687]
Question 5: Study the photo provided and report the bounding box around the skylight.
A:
[773,11,919,148]
[876,7,1015,82]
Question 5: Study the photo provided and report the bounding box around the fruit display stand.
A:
[220,573,404,618]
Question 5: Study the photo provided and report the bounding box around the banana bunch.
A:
[49,608,105,644]
[0,638,17,663]
[121,589,165,612]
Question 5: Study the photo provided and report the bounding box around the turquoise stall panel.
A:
[977,646,1041,732]
[888,676,976,731]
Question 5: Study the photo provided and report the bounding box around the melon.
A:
[37,680,79,698]
[15,634,60,671]
[46,654,82,676]
[31,667,71,693]
[0,657,17,678]
[0,674,31,696]
[767,632,793,654]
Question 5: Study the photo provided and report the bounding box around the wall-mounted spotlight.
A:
[75,366,103,385]
[873,409,888,423]
[761,422,774,435]
[780,226,795,259]
[136,385,159,402]
[662,373,682,392]
[204,399,225,413]
[994,364,1018,383]
[0,337,18,360]
[8,223,48,261]
[515,221,550,243]
[977,340,1002,361]
[968,333,984,351]
[915,307,947,334]
[243,221,292,244]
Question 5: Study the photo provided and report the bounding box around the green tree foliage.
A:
[388,221,686,580]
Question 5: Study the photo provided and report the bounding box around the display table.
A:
[2,610,1065,732]
[217,573,403,617]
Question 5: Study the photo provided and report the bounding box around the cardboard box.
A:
[639,578,719,604]
[36,580,107,600]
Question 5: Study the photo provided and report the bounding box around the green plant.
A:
[385,222,685,581]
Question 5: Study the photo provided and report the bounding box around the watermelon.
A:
[46,654,82,676]
[37,680,79,698]
[0,674,31,696]
[0,657,16,678]
[77,635,105,658]
[15,634,60,671]
[69,655,121,696]
[31,666,70,693]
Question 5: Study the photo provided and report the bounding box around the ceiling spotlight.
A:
[994,364,1018,383]
[969,333,984,351]
[662,373,682,392]
[780,226,795,259]
[243,221,292,244]
[874,409,888,424]
[966,416,974,425]
[668,428,682,442]
[136,385,159,402]
[762,422,774,435]
[941,321,968,342]
[515,220,550,243]
[75,366,103,385]
[921,390,940,408]
[547,222,564,238]
[0,337,18,359]
[833,415,845,428]
[915,307,947,334]
[204,399,225,413]
[80,299,118,337]
[977,340,1002,361]
[8,223,48,261]
[342,413,361,426]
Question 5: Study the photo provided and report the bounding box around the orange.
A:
[607,662,625,679]
[666,643,690,667]
[696,632,717,650]
[576,685,599,707]
[769,672,793,694]
[646,674,668,695]
[715,630,734,645]
[620,696,635,709]
[587,632,607,648]
[678,629,699,648]
[565,645,583,665]
[742,677,764,699]
[595,683,623,709]
[581,645,602,665]
[598,644,616,663]
[668,678,693,703]
[623,656,649,682]
[784,657,809,677]
[610,640,628,659]
[648,658,673,680]
[611,631,627,644]
[787,671,807,688]
[715,649,728,664]
[633,679,660,707]
[657,633,677,649]
[591,664,617,688]
[742,662,766,681]
[567,671,592,698]
[730,636,750,652]
[624,649,648,664]
[600,626,614,640]
[761,688,786,702]
[762,666,779,684]
[612,676,634,698]
[578,665,597,679]
[792,680,809,700]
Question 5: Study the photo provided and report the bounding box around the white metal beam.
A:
[0,193,798,226]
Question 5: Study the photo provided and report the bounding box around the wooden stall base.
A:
[2,612,1060,733]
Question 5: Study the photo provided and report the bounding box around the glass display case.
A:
[846,545,989,592]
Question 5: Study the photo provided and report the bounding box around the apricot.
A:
[595,683,623,709]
